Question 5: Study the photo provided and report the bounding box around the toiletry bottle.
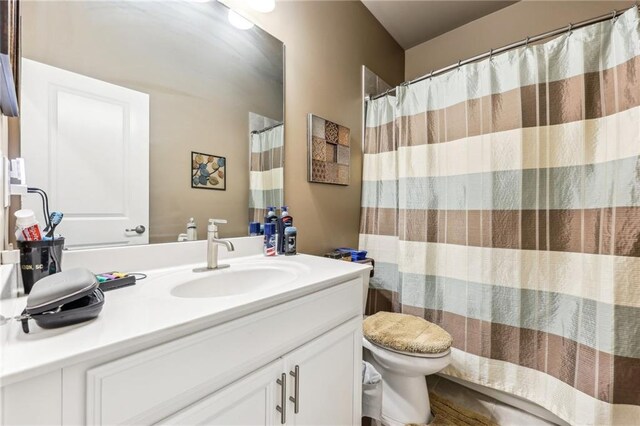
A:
[263,223,277,256]
[265,206,280,252]
[264,206,277,225]
[187,218,197,241]
[278,206,293,254]
[14,209,43,241]
[284,226,297,256]
[249,221,261,236]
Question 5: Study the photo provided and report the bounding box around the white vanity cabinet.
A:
[284,318,361,426]
[159,360,285,425]
[162,317,361,426]
[0,276,365,426]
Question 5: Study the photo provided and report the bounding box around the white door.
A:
[285,317,362,426]
[20,58,149,249]
[158,359,285,426]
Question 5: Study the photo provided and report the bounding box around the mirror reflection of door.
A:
[21,59,150,249]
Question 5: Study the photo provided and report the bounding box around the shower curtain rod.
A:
[250,122,283,134]
[371,3,639,101]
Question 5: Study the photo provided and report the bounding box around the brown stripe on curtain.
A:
[361,207,640,257]
[364,55,640,153]
[249,208,267,224]
[250,145,284,172]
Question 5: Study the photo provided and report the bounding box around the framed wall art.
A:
[307,114,350,185]
[191,151,226,190]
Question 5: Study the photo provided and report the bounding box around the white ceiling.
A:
[362,1,518,49]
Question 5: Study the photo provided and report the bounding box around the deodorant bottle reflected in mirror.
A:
[284,226,297,256]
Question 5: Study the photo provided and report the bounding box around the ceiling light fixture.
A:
[247,0,275,13]
[227,9,254,30]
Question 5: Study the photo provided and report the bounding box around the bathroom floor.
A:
[427,375,557,426]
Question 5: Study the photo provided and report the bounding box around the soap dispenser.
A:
[187,218,197,241]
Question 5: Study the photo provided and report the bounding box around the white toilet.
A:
[363,336,451,425]
[361,283,452,425]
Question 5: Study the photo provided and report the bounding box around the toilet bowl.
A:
[363,337,450,425]
[360,277,451,425]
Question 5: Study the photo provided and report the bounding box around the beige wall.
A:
[223,0,405,255]
[406,0,631,80]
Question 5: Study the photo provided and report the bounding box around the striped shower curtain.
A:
[360,7,640,425]
[249,124,284,222]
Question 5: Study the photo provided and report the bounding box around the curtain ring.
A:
[611,10,618,22]
[567,22,574,35]
[489,48,494,60]
[457,59,462,70]
[525,36,531,48]
[429,70,434,80]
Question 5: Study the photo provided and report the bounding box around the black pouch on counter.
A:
[20,268,104,333]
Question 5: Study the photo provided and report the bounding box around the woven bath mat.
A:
[407,392,498,426]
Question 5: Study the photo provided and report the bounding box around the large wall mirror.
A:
[14,0,284,249]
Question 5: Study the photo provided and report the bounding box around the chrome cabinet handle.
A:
[125,225,146,234]
[289,365,300,413]
[276,373,287,424]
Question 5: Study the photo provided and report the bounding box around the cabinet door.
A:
[285,317,362,426]
[157,359,286,426]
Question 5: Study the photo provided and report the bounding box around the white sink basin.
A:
[170,263,301,298]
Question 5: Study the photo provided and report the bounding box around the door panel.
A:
[285,317,362,426]
[21,58,149,249]
[158,360,284,426]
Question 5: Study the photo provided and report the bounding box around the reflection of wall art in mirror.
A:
[191,152,226,191]
[307,114,350,185]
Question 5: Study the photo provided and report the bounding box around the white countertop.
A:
[0,254,370,385]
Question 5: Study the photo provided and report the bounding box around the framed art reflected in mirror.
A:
[192,152,226,191]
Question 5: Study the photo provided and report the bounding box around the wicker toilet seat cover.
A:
[363,311,453,355]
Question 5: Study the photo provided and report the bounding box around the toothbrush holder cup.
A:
[17,237,65,294]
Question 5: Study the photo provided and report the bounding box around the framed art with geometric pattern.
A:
[307,114,350,185]
[191,151,226,190]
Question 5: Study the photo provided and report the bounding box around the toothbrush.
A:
[43,211,57,234]
[45,212,64,238]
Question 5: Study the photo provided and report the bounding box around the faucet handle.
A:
[208,219,227,235]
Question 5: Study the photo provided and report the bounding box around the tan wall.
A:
[223,0,405,255]
[406,0,631,80]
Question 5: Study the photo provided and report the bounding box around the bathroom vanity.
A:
[0,240,371,425]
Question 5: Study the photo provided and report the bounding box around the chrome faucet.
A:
[194,219,235,272]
